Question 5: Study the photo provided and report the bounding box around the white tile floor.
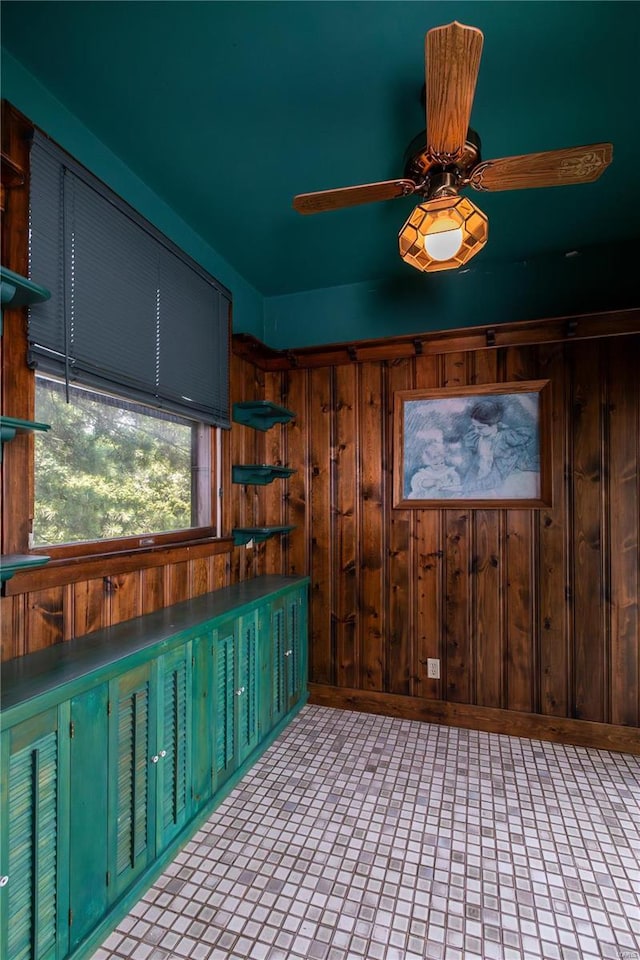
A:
[92,705,640,960]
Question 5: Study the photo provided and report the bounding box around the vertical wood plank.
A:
[537,343,570,716]
[190,558,212,598]
[1,595,25,660]
[166,561,190,606]
[1,106,33,555]
[334,363,359,688]
[444,509,471,702]
[141,566,165,615]
[504,348,536,713]
[211,553,230,590]
[359,362,384,691]
[250,363,267,580]
[74,579,108,636]
[571,342,606,722]
[414,355,443,700]
[107,572,141,627]
[607,335,639,725]
[230,352,261,582]
[504,512,534,712]
[26,587,65,652]
[263,371,286,576]
[471,350,503,708]
[443,353,471,703]
[285,368,310,578]
[221,403,233,542]
[386,359,413,695]
[473,511,503,707]
[309,367,334,685]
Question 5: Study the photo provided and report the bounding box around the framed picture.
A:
[393,380,552,509]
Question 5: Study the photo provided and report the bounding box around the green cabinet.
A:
[68,687,109,953]
[155,645,192,852]
[108,646,192,903]
[213,618,237,789]
[271,586,307,726]
[213,610,260,788]
[1,575,308,960]
[0,707,64,960]
[108,663,155,902]
[237,610,260,763]
[190,631,216,813]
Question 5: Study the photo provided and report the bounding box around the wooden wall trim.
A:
[233,308,640,371]
[308,683,640,755]
[3,537,233,595]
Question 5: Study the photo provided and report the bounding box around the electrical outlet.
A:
[427,658,440,679]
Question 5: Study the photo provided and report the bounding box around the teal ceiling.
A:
[2,1,639,298]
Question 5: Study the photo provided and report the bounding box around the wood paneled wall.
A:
[3,319,639,751]
[0,556,231,660]
[231,334,640,733]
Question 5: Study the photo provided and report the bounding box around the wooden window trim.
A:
[1,102,232,579]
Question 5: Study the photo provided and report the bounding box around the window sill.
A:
[2,535,233,595]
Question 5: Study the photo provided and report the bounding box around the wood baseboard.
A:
[307,684,640,755]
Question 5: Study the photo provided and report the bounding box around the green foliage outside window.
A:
[34,377,194,545]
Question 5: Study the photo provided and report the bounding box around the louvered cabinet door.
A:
[155,645,192,853]
[213,620,237,789]
[0,707,63,960]
[191,632,215,812]
[270,600,287,727]
[285,588,307,712]
[108,663,156,902]
[237,611,260,764]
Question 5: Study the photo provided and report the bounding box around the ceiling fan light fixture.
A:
[398,195,488,273]
[423,218,464,261]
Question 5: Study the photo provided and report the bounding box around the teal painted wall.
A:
[1,52,265,339]
[264,242,640,349]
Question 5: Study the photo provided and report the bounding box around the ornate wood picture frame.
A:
[393,379,552,509]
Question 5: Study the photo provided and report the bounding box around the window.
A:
[20,127,230,554]
[33,375,211,546]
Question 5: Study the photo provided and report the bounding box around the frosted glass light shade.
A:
[423,223,464,260]
[398,195,488,273]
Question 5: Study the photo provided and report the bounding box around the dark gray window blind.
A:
[28,131,231,428]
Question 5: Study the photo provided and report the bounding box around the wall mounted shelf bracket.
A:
[232,525,296,547]
[0,554,50,586]
[0,416,50,462]
[0,266,50,335]
[232,401,295,431]
[232,464,296,486]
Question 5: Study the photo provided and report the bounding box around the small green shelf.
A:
[1,265,50,327]
[0,416,51,462]
[0,267,51,336]
[0,554,50,584]
[232,464,296,486]
[233,401,295,431]
[232,525,296,547]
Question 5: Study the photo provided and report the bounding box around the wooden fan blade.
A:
[293,179,417,214]
[469,143,613,191]
[426,21,484,160]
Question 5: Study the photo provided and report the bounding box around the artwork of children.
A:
[402,390,541,501]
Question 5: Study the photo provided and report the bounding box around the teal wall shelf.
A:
[0,415,50,462]
[0,553,50,584]
[1,266,50,307]
[232,525,295,546]
[0,266,50,335]
[232,400,295,431]
[232,464,296,486]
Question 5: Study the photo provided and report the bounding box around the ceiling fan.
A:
[292,21,613,273]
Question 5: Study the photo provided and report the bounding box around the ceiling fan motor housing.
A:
[403,127,482,197]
